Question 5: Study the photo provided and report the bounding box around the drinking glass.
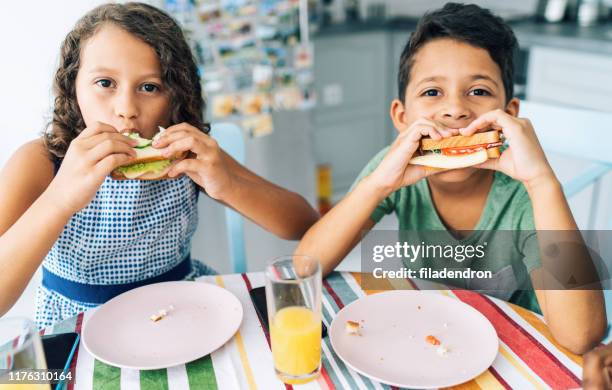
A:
[265,255,322,384]
[0,318,50,390]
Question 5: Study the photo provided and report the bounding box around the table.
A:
[45,272,584,389]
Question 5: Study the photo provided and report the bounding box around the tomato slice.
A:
[426,335,441,345]
[441,141,503,156]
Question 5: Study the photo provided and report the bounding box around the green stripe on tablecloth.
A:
[319,290,347,388]
[93,359,121,390]
[51,315,79,334]
[321,285,362,389]
[186,355,217,389]
[329,272,361,304]
[139,368,169,390]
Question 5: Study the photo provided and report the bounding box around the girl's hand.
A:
[152,122,234,200]
[47,122,137,215]
[368,118,458,195]
[459,109,555,188]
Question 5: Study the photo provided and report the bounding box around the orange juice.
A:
[270,306,321,383]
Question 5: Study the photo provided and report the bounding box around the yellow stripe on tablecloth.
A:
[472,369,506,390]
[388,277,418,291]
[443,379,482,390]
[508,304,583,367]
[215,275,258,390]
[350,272,394,294]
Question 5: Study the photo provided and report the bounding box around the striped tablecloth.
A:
[46,271,584,389]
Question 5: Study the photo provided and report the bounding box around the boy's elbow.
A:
[555,319,607,355]
[560,335,604,356]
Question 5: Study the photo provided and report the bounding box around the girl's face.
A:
[392,38,519,183]
[76,24,170,139]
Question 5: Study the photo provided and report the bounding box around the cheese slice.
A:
[117,159,172,179]
[123,170,146,180]
[410,149,488,169]
[137,165,173,180]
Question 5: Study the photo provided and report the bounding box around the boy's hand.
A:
[152,122,234,200]
[47,121,138,215]
[459,109,556,189]
[368,118,458,195]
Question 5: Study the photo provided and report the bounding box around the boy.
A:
[296,3,606,354]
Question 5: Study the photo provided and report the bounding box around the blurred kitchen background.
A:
[1,0,611,319]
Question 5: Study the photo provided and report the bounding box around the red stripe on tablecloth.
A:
[319,363,335,389]
[67,312,85,390]
[323,279,344,309]
[241,273,254,291]
[452,290,580,388]
[406,278,420,290]
[74,311,84,333]
[489,367,512,390]
[241,274,294,390]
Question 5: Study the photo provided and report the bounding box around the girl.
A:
[0,3,319,328]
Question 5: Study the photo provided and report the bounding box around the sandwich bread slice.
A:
[111,129,186,180]
[409,130,502,169]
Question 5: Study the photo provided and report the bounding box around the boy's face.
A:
[391,38,519,183]
[75,24,170,139]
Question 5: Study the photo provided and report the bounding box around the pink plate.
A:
[82,281,243,370]
[330,290,498,388]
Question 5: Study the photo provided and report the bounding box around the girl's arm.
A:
[215,150,319,240]
[0,123,138,316]
[0,141,71,316]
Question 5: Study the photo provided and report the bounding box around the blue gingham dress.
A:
[36,173,215,329]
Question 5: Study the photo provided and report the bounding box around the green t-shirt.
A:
[353,146,542,314]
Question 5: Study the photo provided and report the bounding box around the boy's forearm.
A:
[527,174,606,353]
[219,174,319,240]
[296,176,386,277]
[0,190,72,316]
[526,174,576,230]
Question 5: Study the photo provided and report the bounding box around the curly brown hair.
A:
[44,2,207,161]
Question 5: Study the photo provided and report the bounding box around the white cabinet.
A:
[527,46,612,112]
[526,46,612,230]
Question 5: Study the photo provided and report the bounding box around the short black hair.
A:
[397,3,518,104]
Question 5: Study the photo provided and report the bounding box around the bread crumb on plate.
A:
[346,320,361,335]
[150,304,175,322]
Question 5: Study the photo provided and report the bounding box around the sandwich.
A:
[409,130,503,169]
[111,127,186,180]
